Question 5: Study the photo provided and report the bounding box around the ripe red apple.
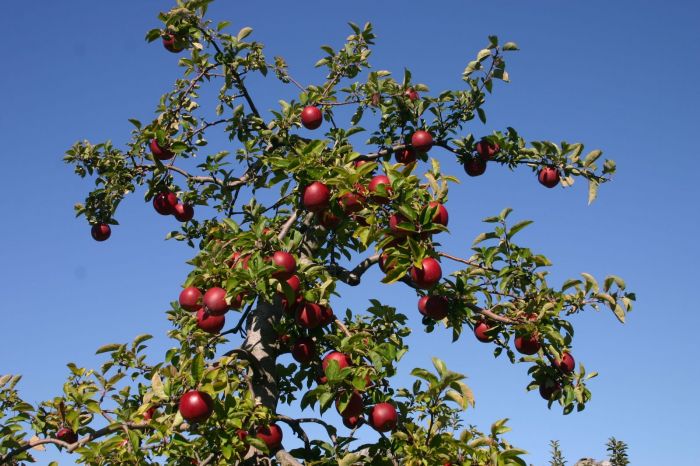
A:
[302,182,331,212]
[318,304,335,326]
[162,33,183,53]
[179,286,202,312]
[343,415,361,429]
[256,423,283,450]
[179,390,213,423]
[339,191,365,213]
[367,175,392,203]
[464,157,487,176]
[411,130,433,153]
[91,223,111,242]
[475,139,500,160]
[404,88,419,101]
[228,252,251,270]
[336,391,364,418]
[322,351,351,374]
[417,295,449,320]
[153,191,178,215]
[514,334,541,355]
[555,352,576,374]
[149,138,174,161]
[539,379,561,400]
[538,166,560,188]
[203,287,229,316]
[369,402,398,432]
[282,295,304,316]
[389,213,411,237]
[173,203,194,222]
[295,302,323,329]
[196,308,225,334]
[291,337,316,364]
[301,106,323,130]
[410,257,442,289]
[283,275,301,295]
[378,253,396,274]
[318,209,341,229]
[271,251,296,280]
[143,406,157,421]
[395,147,417,164]
[474,321,494,343]
[56,427,78,444]
[428,201,449,227]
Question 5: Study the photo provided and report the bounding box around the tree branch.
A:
[326,254,379,286]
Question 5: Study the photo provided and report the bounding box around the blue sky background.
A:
[1,1,698,464]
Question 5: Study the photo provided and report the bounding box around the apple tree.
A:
[0,1,635,464]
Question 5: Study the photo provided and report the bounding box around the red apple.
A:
[404,88,419,101]
[295,302,326,329]
[369,402,398,432]
[173,203,194,222]
[514,334,541,355]
[196,308,225,334]
[318,209,341,229]
[271,251,296,280]
[411,130,433,153]
[538,166,560,188]
[153,191,178,215]
[389,213,411,237]
[282,295,304,316]
[302,182,331,212]
[410,257,442,289]
[378,253,396,274]
[322,351,351,374]
[301,106,323,130]
[343,415,361,429]
[179,286,202,312]
[318,304,335,326]
[475,139,500,160]
[143,406,157,421]
[149,138,174,161]
[417,295,449,320]
[428,201,449,227]
[256,423,283,450]
[395,148,416,164]
[291,337,316,364]
[555,352,576,374]
[203,287,229,316]
[339,191,365,213]
[228,252,251,270]
[56,427,78,444]
[91,223,111,242]
[539,379,561,400]
[336,391,364,418]
[179,390,213,423]
[283,275,301,295]
[464,157,487,176]
[367,175,392,203]
[162,33,183,53]
[474,321,494,343]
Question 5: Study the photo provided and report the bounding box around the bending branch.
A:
[327,254,379,286]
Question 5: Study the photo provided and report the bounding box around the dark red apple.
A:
[389,213,411,237]
[162,33,184,53]
[339,191,365,213]
[179,286,202,312]
[256,423,283,450]
[173,203,194,222]
[203,287,229,316]
[465,157,487,176]
[428,201,449,227]
[411,130,433,153]
[555,352,576,374]
[538,166,560,188]
[295,302,323,329]
[322,351,351,374]
[282,295,304,316]
[367,175,392,203]
[56,427,78,444]
[395,148,416,164]
[291,337,316,364]
[271,251,296,280]
[369,402,398,432]
[318,304,335,326]
[301,106,323,130]
[153,191,178,215]
[336,391,364,418]
[539,379,561,400]
[196,308,225,334]
[318,210,341,229]
[417,295,449,320]
[475,139,500,160]
[404,88,419,101]
[514,334,541,355]
[343,415,361,429]
[143,406,157,421]
[284,275,301,295]
[179,390,213,423]
[302,182,331,212]
[378,253,396,274]
[91,223,111,242]
[410,257,442,289]
[474,321,494,343]
[149,138,174,161]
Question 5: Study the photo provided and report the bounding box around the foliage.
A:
[606,437,630,466]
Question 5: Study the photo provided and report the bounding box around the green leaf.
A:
[237,27,253,41]
[477,48,491,61]
[151,373,166,399]
[191,352,205,383]
[95,343,122,355]
[502,42,519,51]
[507,220,533,238]
[588,180,599,205]
[583,149,602,167]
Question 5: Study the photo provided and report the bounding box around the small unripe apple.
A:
[256,423,283,450]
[336,391,364,418]
[302,182,331,212]
[555,352,576,374]
[295,302,323,329]
[291,337,316,364]
[153,191,178,215]
[539,379,561,400]
[196,308,225,334]
[514,334,541,355]
[179,286,202,312]
[474,321,494,342]
[179,390,213,423]
[410,257,442,289]
[465,157,487,176]
[203,287,229,315]
[404,88,419,101]
[428,201,449,227]
[56,427,78,444]
[173,203,194,222]
[475,139,500,160]
[411,130,433,153]
[395,147,416,164]
[271,251,296,280]
[301,106,323,130]
[369,402,398,432]
[162,33,184,53]
[91,223,111,242]
[538,166,560,188]
[339,191,365,213]
[149,138,174,161]
[417,295,449,320]
[322,351,351,374]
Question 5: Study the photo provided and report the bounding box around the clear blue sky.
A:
[1,1,698,464]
